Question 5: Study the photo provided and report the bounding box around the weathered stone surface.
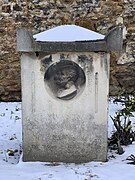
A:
[17,26,123,52]
[0,0,135,101]
[21,52,109,162]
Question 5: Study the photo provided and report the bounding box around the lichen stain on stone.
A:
[60,53,71,61]
[78,54,94,73]
[40,55,52,71]
[100,53,109,78]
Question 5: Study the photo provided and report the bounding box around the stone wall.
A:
[0,0,135,101]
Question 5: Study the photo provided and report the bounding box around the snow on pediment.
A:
[33,25,105,42]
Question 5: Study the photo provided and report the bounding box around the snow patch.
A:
[0,101,135,180]
[33,25,105,42]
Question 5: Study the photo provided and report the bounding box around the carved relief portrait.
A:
[44,60,86,100]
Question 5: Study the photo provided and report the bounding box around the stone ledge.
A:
[17,26,123,53]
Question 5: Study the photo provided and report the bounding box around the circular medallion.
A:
[44,60,86,100]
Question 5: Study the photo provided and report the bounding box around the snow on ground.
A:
[0,100,135,180]
[33,25,105,42]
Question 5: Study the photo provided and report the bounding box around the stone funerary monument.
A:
[17,25,123,163]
